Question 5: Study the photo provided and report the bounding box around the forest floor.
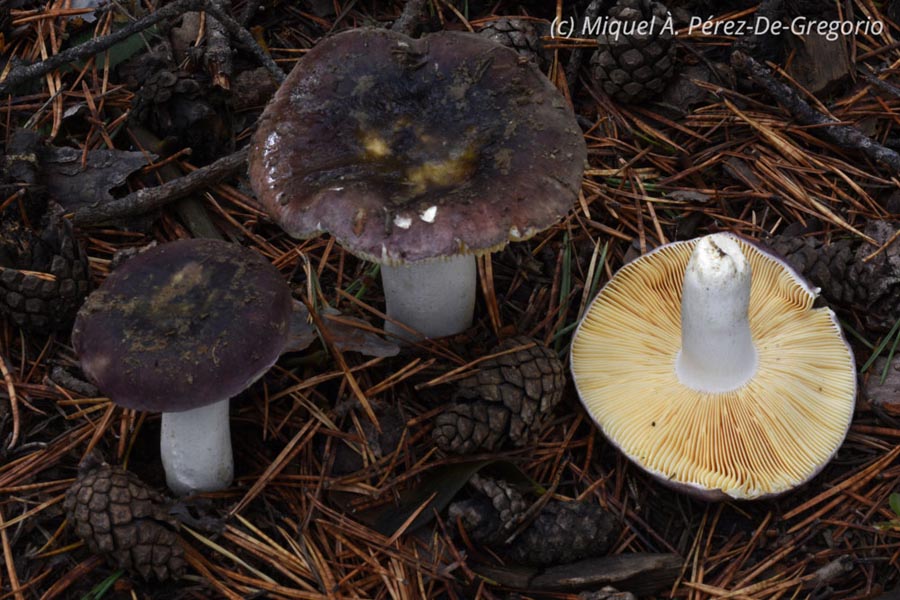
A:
[2,0,900,598]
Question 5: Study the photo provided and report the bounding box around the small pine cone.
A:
[134,69,231,164]
[508,501,617,566]
[447,497,503,544]
[0,208,91,333]
[766,221,900,331]
[448,483,618,566]
[433,336,565,454]
[432,400,509,454]
[764,235,862,306]
[64,462,185,581]
[854,221,900,331]
[469,473,528,529]
[590,0,675,103]
[479,17,549,70]
[135,70,182,110]
[2,128,48,225]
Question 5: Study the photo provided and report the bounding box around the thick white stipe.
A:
[381,255,476,340]
[675,234,758,392]
[160,399,234,496]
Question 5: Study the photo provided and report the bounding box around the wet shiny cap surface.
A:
[249,28,586,264]
[72,239,293,412]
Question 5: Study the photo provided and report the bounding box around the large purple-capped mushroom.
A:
[249,28,586,339]
[72,239,292,495]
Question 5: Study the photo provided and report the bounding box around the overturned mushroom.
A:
[249,28,586,339]
[570,233,856,500]
[72,239,292,495]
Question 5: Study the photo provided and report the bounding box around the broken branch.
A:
[72,147,248,225]
[731,51,900,177]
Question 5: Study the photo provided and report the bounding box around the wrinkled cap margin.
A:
[72,239,293,413]
[248,28,587,264]
[570,235,857,500]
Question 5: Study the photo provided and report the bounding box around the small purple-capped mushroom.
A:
[249,28,586,339]
[570,233,857,500]
[72,239,292,495]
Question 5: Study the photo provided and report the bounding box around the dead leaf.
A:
[283,300,317,354]
[282,304,400,358]
[320,307,399,358]
[42,146,153,211]
[350,460,541,537]
[353,460,494,536]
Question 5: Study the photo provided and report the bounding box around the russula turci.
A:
[72,239,292,495]
[248,28,586,339]
[570,233,856,500]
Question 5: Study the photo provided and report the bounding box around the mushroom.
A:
[248,28,586,339]
[570,233,857,500]
[72,239,292,495]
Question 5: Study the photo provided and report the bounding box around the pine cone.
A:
[479,18,549,70]
[765,221,900,331]
[469,473,528,529]
[133,69,231,164]
[508,501,617,566]
[448,476,617,566]
[64,462,185,581]
[447,497,503,544]
[2,128,49,225]
[432,336,565,454]
[764,235,862,306]
[0,207,91,333]
[590,0,675,103]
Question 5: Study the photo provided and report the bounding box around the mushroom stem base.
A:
[381,255,477,340]
[160,400,233,495]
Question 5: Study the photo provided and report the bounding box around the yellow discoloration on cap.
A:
[361,133,391,159]
[405,147,477,195]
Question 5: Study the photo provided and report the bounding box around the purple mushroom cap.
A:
[248,28,586,264]
[72,239,292,413]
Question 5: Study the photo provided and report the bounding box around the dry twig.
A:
[732,51,900,178]
[72,147,248,225]
[0,0,282,98]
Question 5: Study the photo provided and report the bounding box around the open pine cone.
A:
[0,208,91,333]
[590,0,675,103]
[432,336,565,454]
[64,461,185,581]
[449,474,617,566]
[765,220,900,331]
[764,234,862,306]
[479,17,549,70]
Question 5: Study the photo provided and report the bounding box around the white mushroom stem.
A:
[381,254,477,340]
[675,234,758,393]
[160,399,234,495]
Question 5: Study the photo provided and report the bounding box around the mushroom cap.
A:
[72,239,293,413]
[248,28,586,264]
[570,234,857,500]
